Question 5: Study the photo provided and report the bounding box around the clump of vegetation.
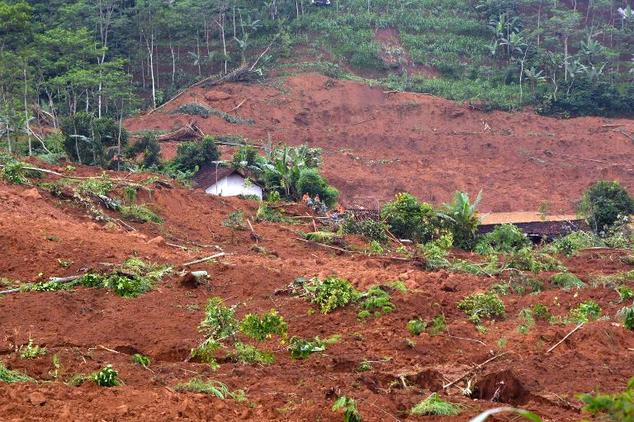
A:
[517,308,536,334]
[439,191,481,250]
[240,310,288,341]
[0,362,33,383]
[190,338,221,368]
[79,176,113,196]
[175,378,246,401]
[295,168,339,207]
[173,103,254,125]
[126,132,161,168]
[93,365,120,387]
[302,231,341,244]
[491,271,543,296]
[132,354,151,368]
[569,301,602,323]
[288,335,339,359]
[304,277,359,314]
[0,159,29,185]
[340,217,389,244]
[429,314,447,336]
[551,272,585,290]
[532,304,552,322]
[169,136,219,173]
[475,224,530,255]
[616,286,634,303]
[617,306,634,330]
[381,192,439,243]
[579,181,634,235]
[579,377,634,421]
[231,342,274,365]
[256,203,284,223]
[411,393,462,416]
[357,286,395,319]
[332,396,362,422]
[119,204,162,223]
[458,292,506,324]
[223,210,246,230]
[592,271,634,288]
[546,231,604,257]
[407,319,427,336]
[18,339,47,359]
[505,248,565,273]
[198,297,238,341]
[420,234,453,270]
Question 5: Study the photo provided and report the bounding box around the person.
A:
[302,193,310,203]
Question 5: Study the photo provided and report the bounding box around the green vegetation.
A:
[546,231,604,257]
[239,310,288,341]
[170,136,220,174]
[231,342,275,365]
[381,193,438,243]
[119,204,162,223]
[288,335,339,359]
[340,217,389,244]
[173,103,254,125]
[618,306,634,330]
[551,272,585,290]
[76,258,170,297]
[93,365,120,387]
[303,277,359,314]
[132,354,151,368]
[410,393,462,416]
[357,286,395,319]
[0,361,33,383]
[198,297,238,341]
[407,319,427,336]
[458,292,506,324]
[579,181,634,234]
[579,377,634,421]
[429,314,447,336]
[18,339,47,359]
[223,211,246,230]
[475,224,530,255]
[439,191,481,250]
[175,378,246,402]
[332,396,362,422]
[569,301,602,323]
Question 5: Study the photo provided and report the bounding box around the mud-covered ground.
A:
[1,168,633,421]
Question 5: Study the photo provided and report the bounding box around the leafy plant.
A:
[332,396,362,422]
[0,361,33,383]
[240,309,288,341]
[532,304,552,322]
[579,377,634,421]
[170,136,219,173]
[617,306,634,330]
[569,301,602,323]
[223,211,246,230]
[579,181,634,234]
[175,378,247,401]
[505,248,565,273]
[429,314,447,335]
[120,204,162,223]
[190,338,221,368]
[616,286,634,303]
[357,286,395,319]
[407,319,427,336]
[198,297,238,341]
[410,393,462,416]
[546,231,604,256]
[420,234,453,270]
[288,335,339,359]
[458,292,506,324]
[340,217,389,243]
[93,365,120,387]
[439,191,481,250]
[231,342,275,365]
[304,277,359,314]
[132,353,151,368]
[475,224,530,255]
[18,339,47,359]
[295,168,339,207]
[381,192,439,243]
[0,160,29,184]
[256,203,284,222]
[470,407,542,422]
[551,272,585,290]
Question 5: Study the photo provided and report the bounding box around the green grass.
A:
[0,362,33,383]
[411,393,462,416]
[175,378,246,401]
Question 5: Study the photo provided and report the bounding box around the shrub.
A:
[232,145,262,171]
[332,396,362,422]
[93,365,120,387]
[171,136,219,172]
[551,272,585,290]
[618,306,634,330]
[616,286,634,302]
[0,160,28,184]
[475,224,530,255]
[175,378,246,401]
[18,339,47,359]
[340,217,389,243]
[304,277,359,313]
[505,248,565,273]
[256,203,283,222]
[579,181,634,234]
[287,336,338,359]
[440,191,481,250]
[429,314,447,335]
[569,301,602,323]
[420,234,453,270]
[190,338,221,368]
[223,210,246,230]
[132,354,151,368]
[458,292,505,324]
[240,310,288,341]
[532,304,552,322]
[61,113,128,167]
[295,168,339,207]
[120,204,163,223]
[579,377,634,421]
[546,231,604,257]
[231,342,274,365]
[127,132,161,168]
[381,193,439,243]
[357,286,395,319]
[411,393,462,416]
[198,297,238,341]
[407,319,427,335]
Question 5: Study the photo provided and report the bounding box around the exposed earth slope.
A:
[126,72,634,212]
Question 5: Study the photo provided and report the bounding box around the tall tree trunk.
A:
[170,39,176,85]
[216,14,227,74]
[563,35,569,82]
[147,32,157,108]
[23,62,32,156]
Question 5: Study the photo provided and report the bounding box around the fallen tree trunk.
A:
[156,122,205,142]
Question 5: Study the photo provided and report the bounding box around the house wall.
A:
[205,174,263,199]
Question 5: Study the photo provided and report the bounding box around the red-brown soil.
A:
[126,72,634,212]
[1,165,634,421]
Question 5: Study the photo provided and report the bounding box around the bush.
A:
[287,336,335,359]
[458,292,505,324]
[127,132,161,168]
[579,181,634,234]
[475,224,530,255]
[304,277,359,313]
[411,393,462,416]
[381,193,439,243]
[551,272,585,290]
[569,301,602,323]
[546,231,604,257]
[93,365,120,387]
[440,191,481,250]
[120,204,162,223]
[505,248,565,273]
[0,362,33,383]
[198,297,238,341]
[580,377,634,421]
[295,168,339,207]
[340,216,389,243]
[171,136,219,172]
[61,113,128,167]
[407,319,427,335]
[538,80,634,118]
[240,310,288,341]
[357,286,395,319]
[231,342,274,365]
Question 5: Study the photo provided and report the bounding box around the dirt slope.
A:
[126,72,634,212]
[1,171,634,421]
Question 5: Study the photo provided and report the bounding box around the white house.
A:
[196,166,263,199]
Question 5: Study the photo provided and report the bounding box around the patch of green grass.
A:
[120,204,163,223]
[569,301,602,323]
[411,393,462,416]
[458,292,505,324]
[231,342,275,365]
[18,339,47,359]
[132,353,151,368]
[240,310,288,341]
[175,378,247,401]
[551,272,585,290]
[79,176,113,196]
[429,314,447,336]
[0,361,33,383]
[592,271,634,288]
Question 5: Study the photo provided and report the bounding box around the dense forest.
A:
[1,0,634,156]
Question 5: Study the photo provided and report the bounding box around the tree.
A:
[579,181,634,234]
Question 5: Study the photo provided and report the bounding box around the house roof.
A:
[193,165,263,189]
